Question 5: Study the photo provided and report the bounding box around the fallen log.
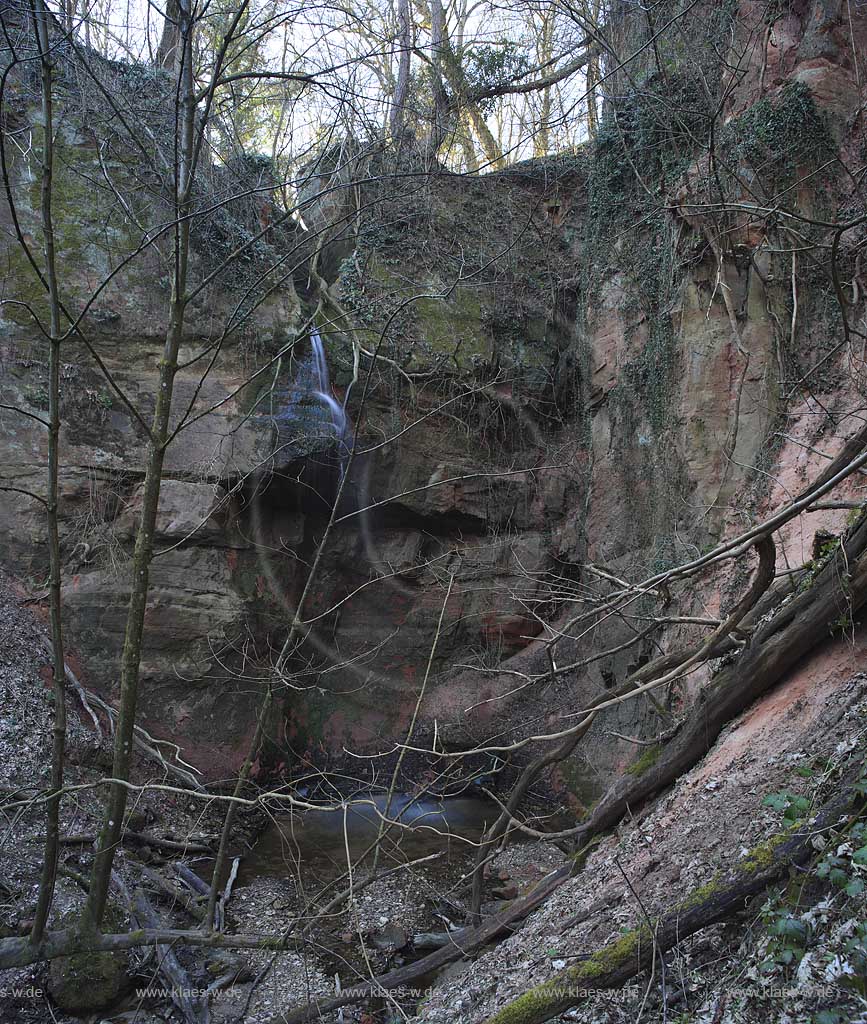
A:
[566,513,867,849]
[483,786,863,1023]
[467,533,776,921]
[130,887,206,1024]
[276,863,574,1023]
[173,862,223,931]
[174,862,212,896]
[412,929,467,950]
[138,865,207,922]
[58,831,213,855]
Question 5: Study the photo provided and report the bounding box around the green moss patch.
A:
[626,743,662,777]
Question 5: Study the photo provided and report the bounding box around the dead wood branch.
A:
[268,515,867,1023]
[466,535,774,920]
[40,637,204,791]
[130,887,206,1024]
[568,514,867,846]
[138,865,207,922]
[59,831,213,855]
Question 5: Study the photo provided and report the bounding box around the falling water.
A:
[310,329,348,442]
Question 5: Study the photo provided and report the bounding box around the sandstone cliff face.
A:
[0,0,864,791]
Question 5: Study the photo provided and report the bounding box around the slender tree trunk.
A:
[459,110,479,171]
[586,56,599,137]
[83,0,196,931]
[390,0,411,138]
[29,0,68,946]
[427,0,448,154]
[533,11,554,158]
[438,48,504,168]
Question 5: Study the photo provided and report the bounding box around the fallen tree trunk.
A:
[0,525,862,1000]
[276,863,575,1023]
[130,888,206,1024]
[483,785,863,1024]
[138,865,207,922]
[467,534,776,920]
[567,513,867,848]
[59,831,213,855]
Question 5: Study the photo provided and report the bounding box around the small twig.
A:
[615,857,664,1023]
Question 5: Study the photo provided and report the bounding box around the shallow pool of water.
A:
[237,793,497,885]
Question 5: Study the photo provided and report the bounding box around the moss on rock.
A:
[48,946,130,1012]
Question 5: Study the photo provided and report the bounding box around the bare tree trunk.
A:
[29,0,68,946]
[427,0,448,154]
[389,0,411,138]
[437,47,504,168]
[83,0,196,931]
[533,11,554,158]
[459,109,479,170]
[156,0,180,69]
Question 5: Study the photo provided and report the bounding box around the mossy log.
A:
[275,862,576,1023]
[483,787,861,1024]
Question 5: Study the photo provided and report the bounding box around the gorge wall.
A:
[1,0,865,799]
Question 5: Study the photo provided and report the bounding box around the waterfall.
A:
[310,329,348,442]
[265,329,352,486]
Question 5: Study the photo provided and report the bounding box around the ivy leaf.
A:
[845,878,864,898]
[829,868,848,888]
[784,795,811,820]
[763,792,790,812]
[773,917,808,943]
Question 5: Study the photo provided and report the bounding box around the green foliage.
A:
[462,43,531,114]
[760,901,811,970]
[626,743,662,776]
[763,789,811,823]
[816,820,867,898]
[588,73,706,231]
[717,81,836,197]
[758,815,867,984]
[756,759,867,1001]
